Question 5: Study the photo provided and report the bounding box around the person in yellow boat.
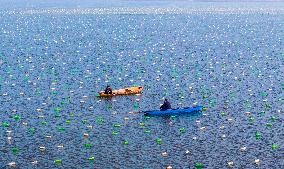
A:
[160,99,171,111]
[104,85,112,94]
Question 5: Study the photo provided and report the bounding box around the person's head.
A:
[107,85,110,88]
[164,99,168,102]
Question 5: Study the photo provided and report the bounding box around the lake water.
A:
[0,2,283,169]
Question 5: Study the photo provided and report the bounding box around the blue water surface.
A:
[0,2,283,169]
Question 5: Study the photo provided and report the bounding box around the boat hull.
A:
[144,106,203,116]
[98,86,143,97]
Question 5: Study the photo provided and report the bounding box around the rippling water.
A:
[0,4,283,169]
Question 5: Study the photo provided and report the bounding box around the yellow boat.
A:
[98,86,143,97]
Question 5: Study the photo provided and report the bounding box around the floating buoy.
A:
[57,145,64,149]
[271,144,278,150]
[88,157,95,161]
[13,115,20,121]
[227,161,234,167]
[199,127,206,131]
[31,161,38,165]
[57,127,65,132]
[195,163,204,169]
[156,138,162,145]
[112,131,118,135]
[39,146,46,151]
[85,144,91,148]
[240,146,247,152]
[249,117,254,123]
[54,159,62,165]
[227,118,233,123]
[114,124,121,128]
[254,159,260,165]
[270,116,276,122]
[83,133,89,138]
[12,147,19,154]
[201,107,207,111]
[255,132,261,140]
[144,130,150,133]
[161,152,168,157]
[7,162,16,167]
[28,128,35,134]
[45,135,52,139]
[179,128,185,133]
[266,123,272,127]
[245,112,251,116]
[7,137,12,144]
[6,130,12,135]
[2,122,9,127]
[133,102,139,109]
[144,116,150,119]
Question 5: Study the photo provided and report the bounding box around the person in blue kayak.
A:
[160,99,171,111]
[104,85,112,94]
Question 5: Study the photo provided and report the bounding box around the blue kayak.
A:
[144,106,203,116]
